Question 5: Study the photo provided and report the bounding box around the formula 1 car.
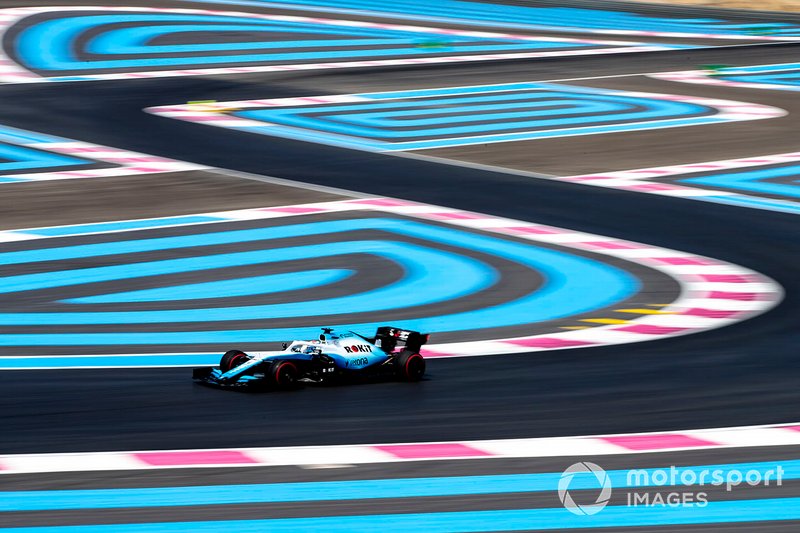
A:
[192,326,428,390]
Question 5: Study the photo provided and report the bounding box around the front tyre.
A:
[271,361,300,389]
[220,350,249,372]
[395,350,425,381]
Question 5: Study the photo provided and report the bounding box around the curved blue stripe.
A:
[240,94,708,138]
[183,0,800,36]
[682,166,800,198]
[18,13,583,72]
[0,241,496,324]
[64,269,354,304]
[86,24,459,55]
[0,218,637,343]
[18,15,267,70]
[333,99,627,128]
[0,143,86,171]
[723,72,800,89]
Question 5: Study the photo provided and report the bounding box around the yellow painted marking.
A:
[560,326,592,330]
[615,308,675,315]
[580,318,630,325]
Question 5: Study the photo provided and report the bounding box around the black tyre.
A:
[220,350,249,372]
[271,361,300,389]
[395,350,425,381]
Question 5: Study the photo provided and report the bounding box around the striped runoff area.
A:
[3,425,800,531]
[653,62,800,92]
[146,82,784,151]
[0,6,680,84]
[0,125,202,184]
[184,0,800,40]
[562,152,800,215]
[3,422,800,474]
[0,197,780,369]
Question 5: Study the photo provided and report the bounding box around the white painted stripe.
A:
[2,423,800,474]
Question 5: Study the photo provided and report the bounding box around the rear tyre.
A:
[271,361,300,389]
[220,350,249,372]
[395,350,425,381]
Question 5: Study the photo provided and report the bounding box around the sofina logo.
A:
[558,462,613,516]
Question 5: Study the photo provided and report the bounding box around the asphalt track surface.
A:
[2,44,799,453]
[1,1,800,530]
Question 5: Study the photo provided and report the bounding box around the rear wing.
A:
[373,326,430,353]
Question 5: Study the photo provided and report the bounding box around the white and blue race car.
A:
[193,326,428,390]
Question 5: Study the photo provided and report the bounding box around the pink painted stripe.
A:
[134,450,257,466]
[686,164,726,169]
[682,308,744,319]
[264,207,325,214]
[349,198,415,207]
[424,212,484,220]
[652,257,715,266]
[58,172,95,177]
[126,166,168,173]
[697,274,756,283]
[603,434,718,451]
[420,349,458,358]
[615,324,689,335]
[563,175,611,181]
[579,241,639,250]
[502,226,561,235]
[782,425,800,432]
[504,337,595,348]
[631,169,672,175]
[374,443,492,459]
[626,184,680,192]
[707,291,763,301]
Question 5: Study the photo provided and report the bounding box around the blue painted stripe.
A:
[0,125,68,144]
[23,216,225,236]
[179,0,800,37]
[86,24,482,55]
[682,165,800,198]
[2,498,800,531]
[719,63,800,74]
[237,114,725,151]
[0,354,218,368]
[0,143,87,172]
[363,82,541,99]
[703,195,800,214]
[65,269,354,303]
[17,13,595,73]
[722,73,800,90]
[0,218,636,346]
[0,241,496,322]
[0,354,219,369]
[330,99,626,128]
[227,82,726,151]
[238,92,707,139]
[0,460,793,512]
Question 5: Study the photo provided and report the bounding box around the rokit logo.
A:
[344,345,372,353]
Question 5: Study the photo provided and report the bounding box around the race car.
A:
[192,326,428,390]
